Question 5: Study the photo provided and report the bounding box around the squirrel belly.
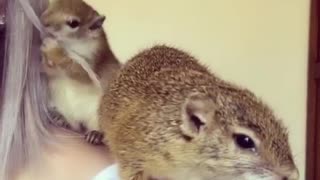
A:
[49,75,102,132]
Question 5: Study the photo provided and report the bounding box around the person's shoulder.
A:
[92,164,119,180]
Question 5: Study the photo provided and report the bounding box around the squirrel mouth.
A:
[45,30,56,38]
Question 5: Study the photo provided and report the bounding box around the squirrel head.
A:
[172,87,298,180]
[40,0,106,42]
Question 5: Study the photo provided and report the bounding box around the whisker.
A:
[187,154,276,179]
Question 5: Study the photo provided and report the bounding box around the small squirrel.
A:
[99,45,299,180]
[40,0,120,144]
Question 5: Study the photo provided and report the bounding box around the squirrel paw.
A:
[129,172,145,180]
[41,37,59,52]
[54,118,71,129]
[41,37,68,68]
[48,109,71,129]
[85,130,104,145]
[46,59,54,67]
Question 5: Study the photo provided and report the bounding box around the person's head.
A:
[0,0,52,179]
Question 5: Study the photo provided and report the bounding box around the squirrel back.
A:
[99,45,298,180]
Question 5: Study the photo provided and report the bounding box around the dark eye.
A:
[233,134,256,150]
[66,19,80,28]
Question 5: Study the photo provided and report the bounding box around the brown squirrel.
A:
[40,0,120,144]
[99,45,299,180]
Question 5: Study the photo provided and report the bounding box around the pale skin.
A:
[15,128,115,180]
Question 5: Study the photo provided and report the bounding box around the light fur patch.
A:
[65,38,99,61]
[49,75,102,131]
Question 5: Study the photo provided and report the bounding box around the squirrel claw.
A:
[129,172,145,180]
[48,109,70,129]
[85,130,104,145]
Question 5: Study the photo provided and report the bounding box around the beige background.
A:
[85,0,310,178]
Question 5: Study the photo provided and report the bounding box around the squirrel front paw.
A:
[41,38,60,68]
[41,38,70,67]
[85,130,104,145]
[41,37,59,53]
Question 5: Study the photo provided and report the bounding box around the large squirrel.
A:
[99,45,299,180]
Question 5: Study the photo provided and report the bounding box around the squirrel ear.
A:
[180,93,217,139]
[89,15,106,30]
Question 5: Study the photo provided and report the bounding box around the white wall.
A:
[86,0,310,178]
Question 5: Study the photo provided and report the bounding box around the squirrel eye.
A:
[66,19,80,28]
[233,134,256,150]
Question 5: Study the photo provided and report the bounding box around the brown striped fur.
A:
[99,45,298,180]
[40,0,120,144]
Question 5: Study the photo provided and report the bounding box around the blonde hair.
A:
[0,0,52,179]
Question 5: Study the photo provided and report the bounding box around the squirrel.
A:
[99,45,299,180]
[40,0,121,145]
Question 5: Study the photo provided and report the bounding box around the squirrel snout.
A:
[281,168,299,180]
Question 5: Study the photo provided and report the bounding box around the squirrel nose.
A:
[282,168,299,180]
